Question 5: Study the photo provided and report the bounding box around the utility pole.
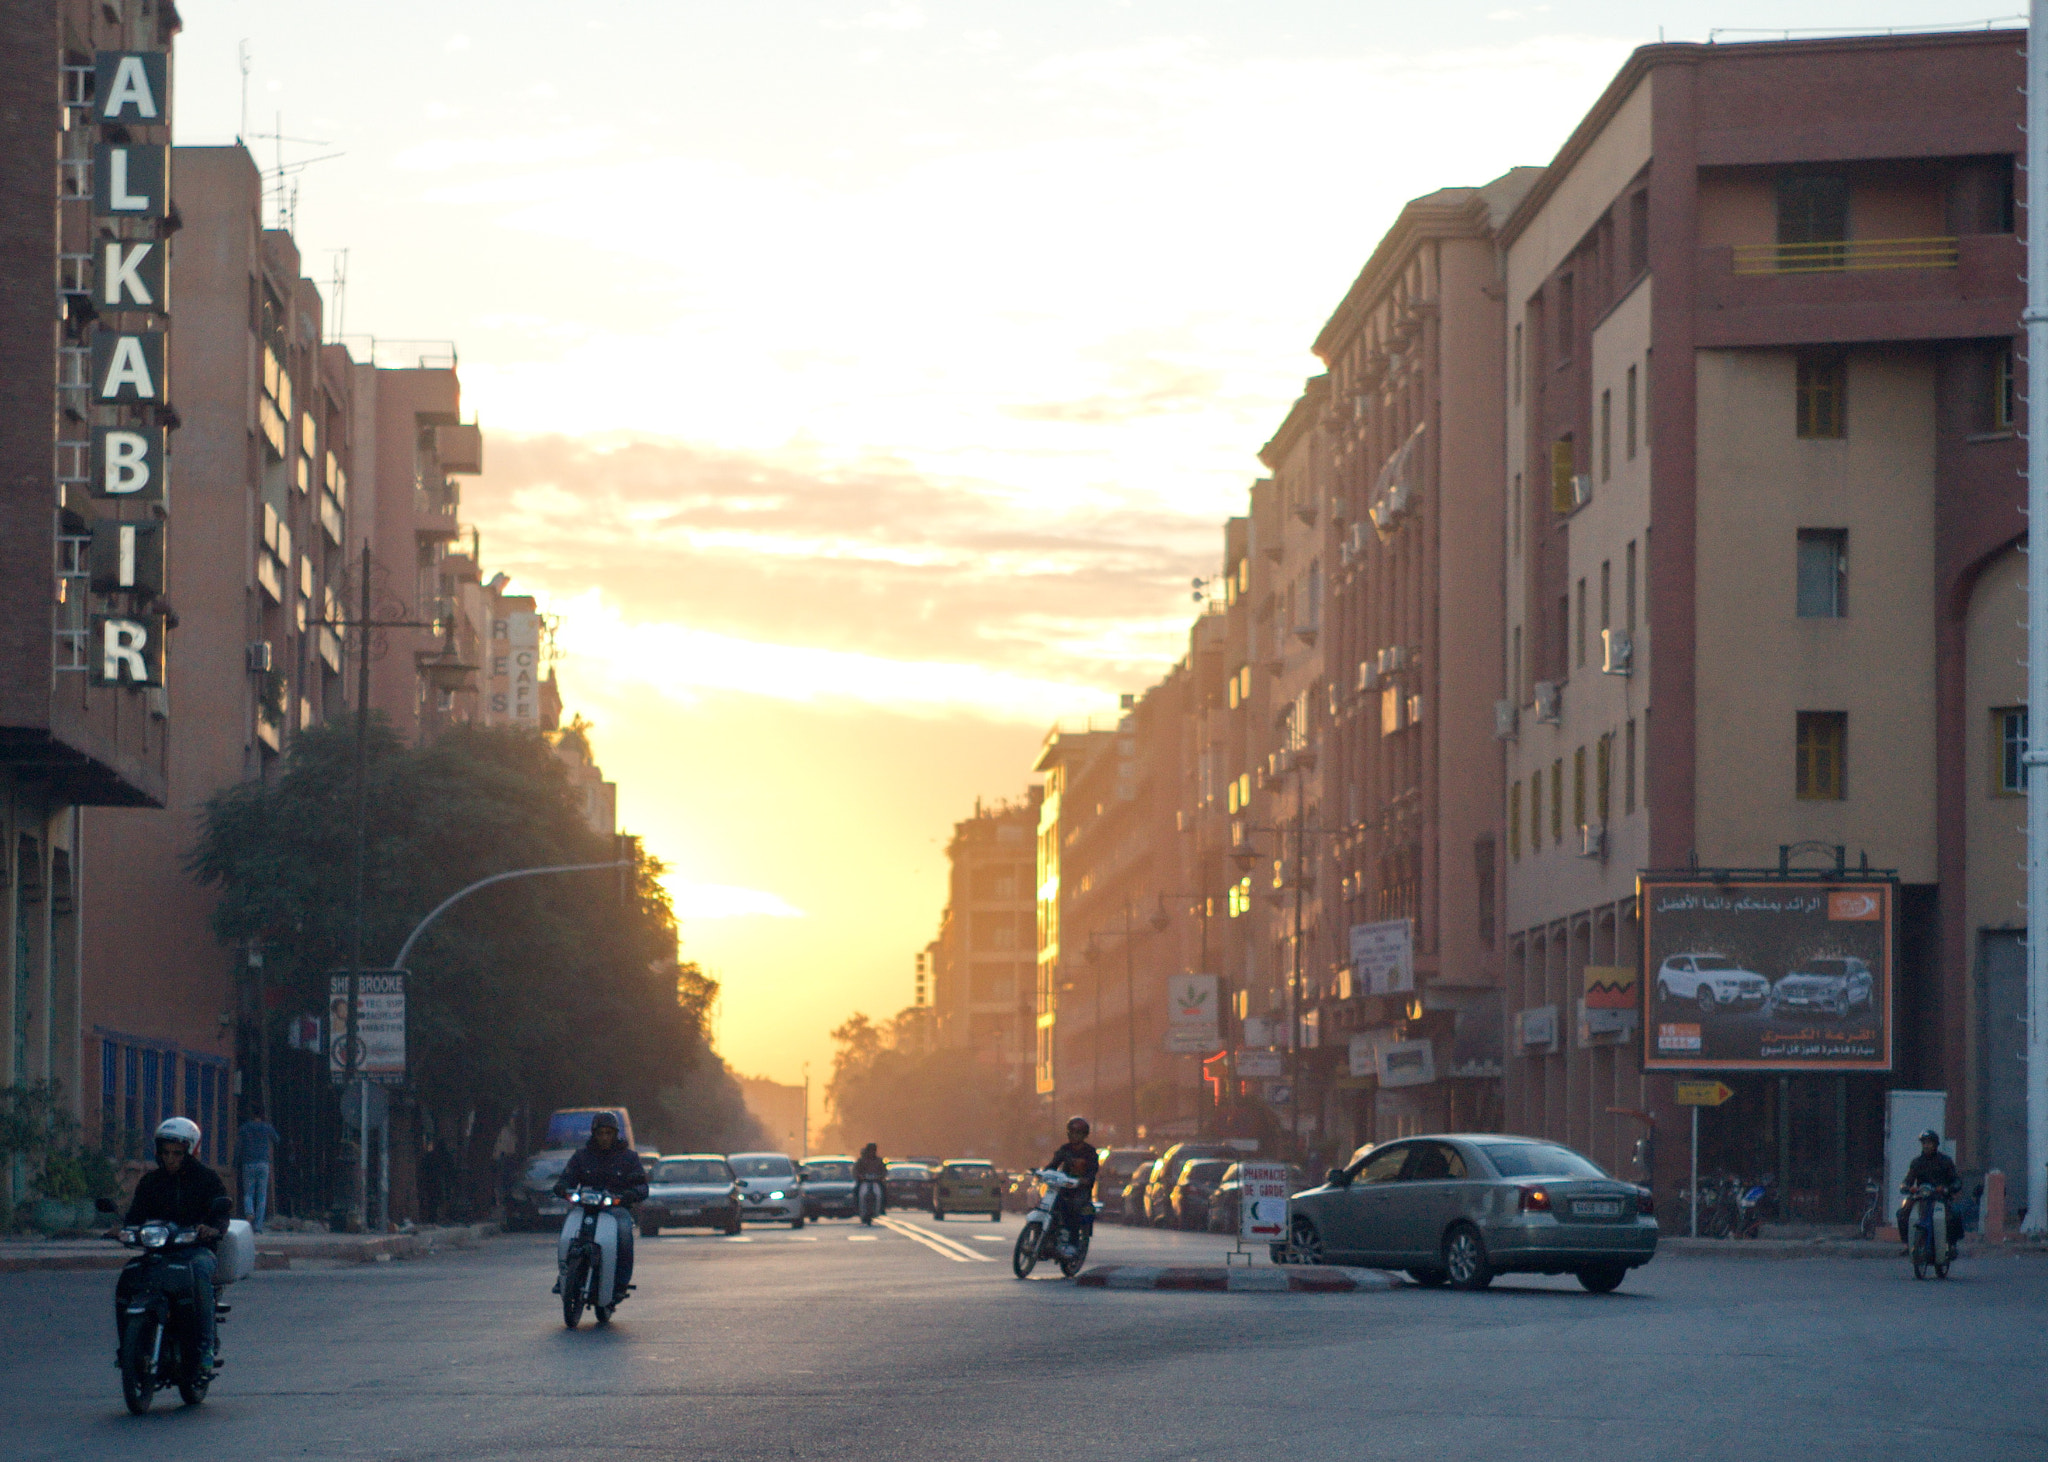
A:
[1289,765,1306,1162]
[345,541,370,1227]
[2026,0,2048,1237]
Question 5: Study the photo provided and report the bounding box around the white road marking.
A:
[721,1236,754,1243]
[848,1235,879,1242]
[880,1216,994,1263]
[972,1235,1006,1243]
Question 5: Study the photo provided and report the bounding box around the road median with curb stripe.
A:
[0,1221,501,1273]
[1074,1263,1400,1292]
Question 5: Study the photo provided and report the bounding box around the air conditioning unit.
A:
[1534,681,1562,723]
[1358,660,1379,692]
[246,640,274,673]
[1329,496,1348,524]
[1601,628,1633,676]
[1579,824,1606,860]
[1494,699,1519,740]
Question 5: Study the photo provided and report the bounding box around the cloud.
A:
[665,879,806,921]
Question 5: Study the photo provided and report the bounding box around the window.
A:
[1513,322,1523,404]
[1995,706,2028,795]
[1529,767,1541,854]
[1796,711,1848,800]
[1625,540,1637,633]
[1624,718,1637,814]
[1797,352,1847,438]
[1993,345,2016,432]
[1509,783,1522,860]
[1551,757,1564,842]
[1626,364,1639,460]
[1628,189,1650,275]
[1556,274,1575,361]
[1796,530,1847,618]
[1575,578,1587,668]
[1600,388,1612,481]
[1350,1144,1412,1185]
[1550,437,1577,513]
[1573,746,1587,830]
[1777,173,1849,261]
[1600,560,1611,633]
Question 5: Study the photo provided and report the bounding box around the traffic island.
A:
[0,1221,501,1273]
[1074,1264,1399,1292]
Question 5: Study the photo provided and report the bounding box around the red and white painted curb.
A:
[1073,1264,1399,1293]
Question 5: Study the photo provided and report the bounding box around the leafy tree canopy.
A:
[822,1008,1037,1163]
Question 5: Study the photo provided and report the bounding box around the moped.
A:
[558,1187,632,1327]
[1011,1170,1088,1279]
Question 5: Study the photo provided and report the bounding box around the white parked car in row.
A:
[1655,952,1769,1015]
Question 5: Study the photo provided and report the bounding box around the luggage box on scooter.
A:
[217,1219,256,1284]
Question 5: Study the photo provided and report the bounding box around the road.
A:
[3,1215,2044,1461]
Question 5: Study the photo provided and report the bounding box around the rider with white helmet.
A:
[119,1117,232,1373]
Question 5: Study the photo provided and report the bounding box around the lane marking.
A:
[971,1235,1006,1243]
[880,1216,994,1263]
[721,1236,754,1243]
[848,1235,878,1242]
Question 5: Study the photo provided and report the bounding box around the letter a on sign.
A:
[93,333,164,403]
[95,53,167,122]
[90,616,163,687]
[91,426,163,500]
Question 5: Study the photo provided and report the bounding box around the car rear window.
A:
[1691,955,1735,970]
[944,1162,993,1173]
[1480,1143,1607,1179]
[654,1160,731,1183]
[730,1156,795,1178]
[887,1164,929,1177]
[804,1162,852,1180]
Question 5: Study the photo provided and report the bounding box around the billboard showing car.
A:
[1639,879,1892,1072]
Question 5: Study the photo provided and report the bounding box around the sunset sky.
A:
[174,1,2012,1120]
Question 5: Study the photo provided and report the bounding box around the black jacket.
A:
[557,1143,649,1204]
[1903,1150,1959,1195]
[1045,1141,1100,1199]
[852,1152,887,1182]
[125,1160,231,1234]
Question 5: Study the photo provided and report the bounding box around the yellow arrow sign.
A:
[1675,1080,1735,1107]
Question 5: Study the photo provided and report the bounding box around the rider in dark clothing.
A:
[1044,1116,1100,1248]
[1896,1130,1960,1245]
[553,1114,648,1295]
[119,1118,232,1370]
[853,1143,888,1214]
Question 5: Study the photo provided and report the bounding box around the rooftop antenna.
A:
[238,41,250,143]
[246,111,344,233]
[329,250,348,341]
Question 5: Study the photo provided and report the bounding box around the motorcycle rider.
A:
[551,1112,648,1298]
[1042,1116,1099,1255]
[852,1142,888,1215]
[119,1117,231,1375]
[1896,1129,1961,1247]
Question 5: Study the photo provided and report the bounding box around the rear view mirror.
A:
[1326,1168,1349,1188]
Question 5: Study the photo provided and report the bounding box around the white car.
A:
[1655,952,1769,1015]
[729,1152,806,1228]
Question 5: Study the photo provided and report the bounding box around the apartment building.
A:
[1,2,181,1170]
[1499,31,2024,1210]
[927,791,1041,1083]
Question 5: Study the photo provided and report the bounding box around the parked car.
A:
[1093,1147,1158,1222]
[640,1155,742,1236]
[1283,1134,1658,1292]
[885,1162,935,1211]
[932,1160,1004,1220]
[800,1157,857,1220]
[1770,955,1874,1018]
[504,1149,575,1232]
[1143,1143,1239,1225]
[729,1152,806,1227]
[1207,1163,1308,1235]
[1654,953,1769,1015]
[1119,1162,1155,1225]
[1170,1159,1232,1230]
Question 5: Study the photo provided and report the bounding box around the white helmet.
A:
[154,1116,201,1150]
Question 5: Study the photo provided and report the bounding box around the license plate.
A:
[1571,1199,1622,1218]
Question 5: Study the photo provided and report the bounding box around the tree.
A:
[822,1009,1037,1162]
[193,719,761,1206]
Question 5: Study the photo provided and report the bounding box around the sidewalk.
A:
[1661,1234,2048,1259]
[0,1222,502,1274]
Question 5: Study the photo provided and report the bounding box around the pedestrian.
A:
[236,1106,281,1233]
[420,1139,457,1224]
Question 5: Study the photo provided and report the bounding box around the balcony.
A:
[1696,232,2021,348]
[414,483,460,541]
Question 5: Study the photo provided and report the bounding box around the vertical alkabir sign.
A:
[71,49,172,691]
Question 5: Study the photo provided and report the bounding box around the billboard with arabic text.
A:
[1639,879,1892,1072]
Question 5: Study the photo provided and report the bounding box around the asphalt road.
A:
[3,1215,2044,1461]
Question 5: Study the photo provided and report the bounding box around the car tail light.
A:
[1517,1186,1551,1214]
[1636,1188,1655,1216]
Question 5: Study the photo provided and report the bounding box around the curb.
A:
[1074,1264,1400,1292]
[1662,1235,2048,1260]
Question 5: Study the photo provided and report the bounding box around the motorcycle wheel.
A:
[1057,1233,1089,1278]
[595,1305,613,1326]
[176,1336,207,1408]
[119,1315,158,1415]
[932,1207,945,1221]
[1012,1220,1043,1279]
[561,1253,589,1328]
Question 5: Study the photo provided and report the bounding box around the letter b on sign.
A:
[91,426,163,500]
[90,615,163,687]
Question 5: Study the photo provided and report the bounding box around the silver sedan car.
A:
[1283,1134,1657,1292]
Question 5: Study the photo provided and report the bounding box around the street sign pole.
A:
[1690,1107,1699,1239]
[1673,1080,1733,1238]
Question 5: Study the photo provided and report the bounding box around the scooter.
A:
[100,1196,254,1414]
[558,1187,631,1327]
[1011,1170,1087,1280]
[856,1178,884,1226]
[1904,1183,1957,1280]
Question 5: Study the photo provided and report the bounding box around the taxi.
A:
[931,1159,1004,1221]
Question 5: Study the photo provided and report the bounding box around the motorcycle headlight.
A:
[142,1225,169,1248]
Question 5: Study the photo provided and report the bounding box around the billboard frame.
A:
[1638,864,1897,1074]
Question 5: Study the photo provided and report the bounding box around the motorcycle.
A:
[1856,1173,1885,1241]
[1904,1183,1957,1280]
[856,1177,884,1226]
[1736,1175,1777,1239]
[1011,1169,1087,1280]
[558,1187,632,1327]
[100,1197,253,1414]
